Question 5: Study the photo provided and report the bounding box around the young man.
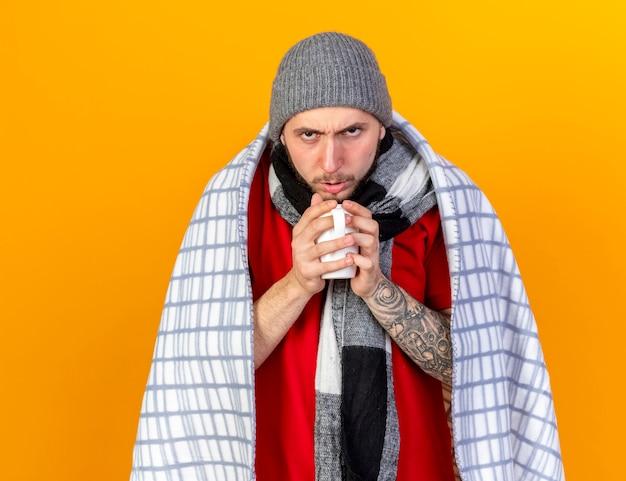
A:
[129,33,564,481]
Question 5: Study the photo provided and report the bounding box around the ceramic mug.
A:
[316,204,359,279]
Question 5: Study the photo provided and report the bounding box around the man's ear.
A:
[379,125,386,140]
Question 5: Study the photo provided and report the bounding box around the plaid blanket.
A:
[129,111,565,481]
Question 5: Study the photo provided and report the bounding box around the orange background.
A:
[1,1,624,480]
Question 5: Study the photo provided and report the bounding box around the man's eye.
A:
[301,131,317,140]
[344,127,361,136]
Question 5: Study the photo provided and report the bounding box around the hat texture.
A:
[269,32,392,143]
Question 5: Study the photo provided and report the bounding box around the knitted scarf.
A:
[268,135,436,481]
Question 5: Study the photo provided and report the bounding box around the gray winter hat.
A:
[269,32,392,143]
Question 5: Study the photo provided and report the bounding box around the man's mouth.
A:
[320,182,347,194]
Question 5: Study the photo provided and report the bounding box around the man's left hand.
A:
[341,200,385,298]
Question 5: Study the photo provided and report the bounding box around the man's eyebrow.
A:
[291,122,371,135]
[292,126,323,135]
[339,122,369,132]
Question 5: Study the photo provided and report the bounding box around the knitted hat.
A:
[269,32,392,143]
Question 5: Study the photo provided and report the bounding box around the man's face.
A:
[280,107,386,202]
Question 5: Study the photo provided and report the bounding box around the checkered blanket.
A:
[129,111,565,481]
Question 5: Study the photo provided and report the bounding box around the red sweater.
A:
[249,151,455,480]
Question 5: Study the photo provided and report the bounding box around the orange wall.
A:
[1,1,624,480]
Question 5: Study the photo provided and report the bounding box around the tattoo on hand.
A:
[369,278,453,384]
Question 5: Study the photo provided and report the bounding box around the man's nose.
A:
[320,137,342,173]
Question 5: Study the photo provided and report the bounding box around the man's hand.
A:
[254,194,358,368]
[340,200,453,384]
[339,200,385,298]
[290,194,360,293]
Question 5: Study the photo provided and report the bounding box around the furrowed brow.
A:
[339,122,370,133]
[292,127,322,135]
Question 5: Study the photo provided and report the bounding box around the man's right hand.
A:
[288,194,354,295]
[253,194,354,368]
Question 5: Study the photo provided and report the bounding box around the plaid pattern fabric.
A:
[129,134,263,481]
[129,113,564,481]
[396,112,564,481]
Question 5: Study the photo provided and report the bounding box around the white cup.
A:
[316,204,359,279]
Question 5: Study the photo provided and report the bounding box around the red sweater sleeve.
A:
[391,206,451,311]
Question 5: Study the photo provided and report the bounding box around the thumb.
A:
[310,193,324,206]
